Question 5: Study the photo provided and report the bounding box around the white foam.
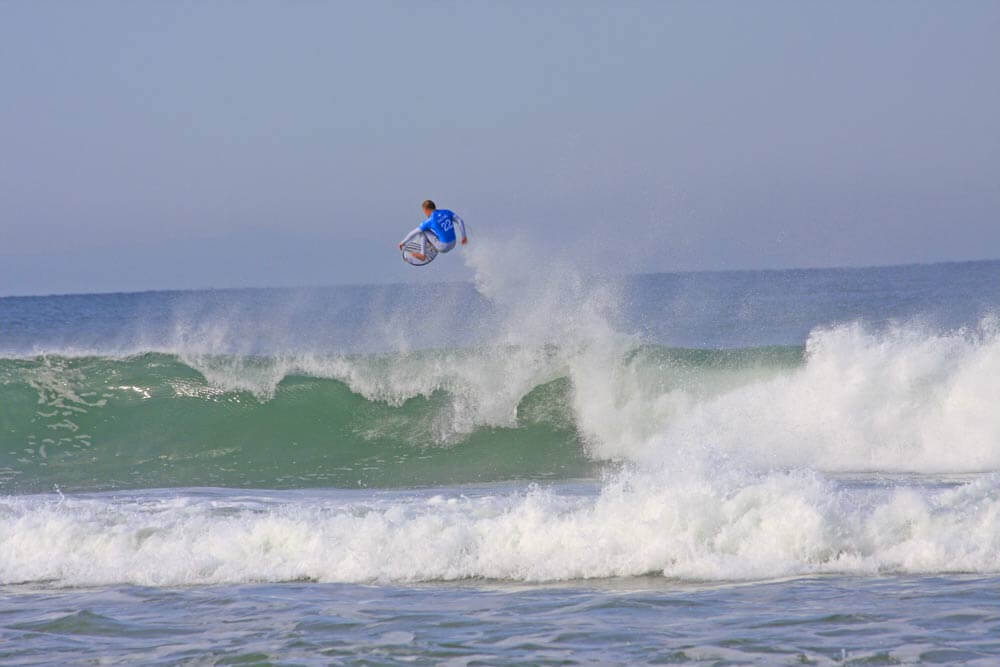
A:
[3,472,999,587]
[585,319,1000,472]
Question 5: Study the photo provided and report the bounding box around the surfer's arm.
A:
[399,226,423,248]
[454,215,468,244]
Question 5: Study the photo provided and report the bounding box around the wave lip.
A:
[2,472,999,587]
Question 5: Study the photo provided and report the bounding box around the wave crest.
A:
[3,317,1000,494]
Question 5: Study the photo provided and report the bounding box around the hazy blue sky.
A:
[2,1,999,295]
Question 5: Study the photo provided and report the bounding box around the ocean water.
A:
[2,255,1000,664]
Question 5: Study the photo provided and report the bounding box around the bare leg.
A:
[412,232,430,261]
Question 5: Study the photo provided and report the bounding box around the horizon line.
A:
[2,255,998,301]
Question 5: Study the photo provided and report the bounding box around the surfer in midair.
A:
[399,200,468,262]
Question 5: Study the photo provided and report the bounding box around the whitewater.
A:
[2,254,1000,663]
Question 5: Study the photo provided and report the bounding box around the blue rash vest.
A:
[420,209,458,244]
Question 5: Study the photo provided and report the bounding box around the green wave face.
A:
[0,347,803,493]
[0,354,588,493]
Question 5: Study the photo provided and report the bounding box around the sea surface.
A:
[2,257,1000,664]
